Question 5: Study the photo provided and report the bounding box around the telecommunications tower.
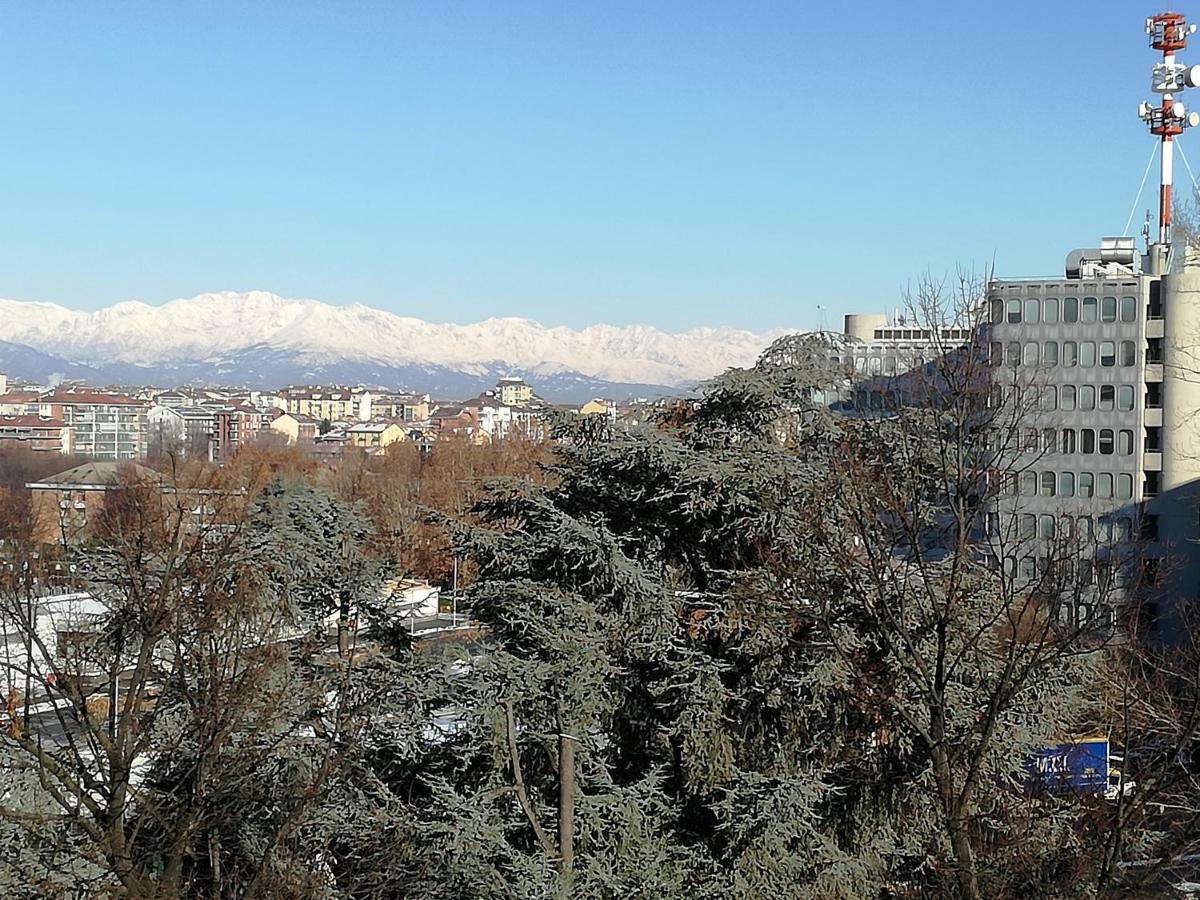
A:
[1140,12,1200,258]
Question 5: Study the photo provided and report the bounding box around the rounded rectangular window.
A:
[990,342,1002,366]
[1021,471,1037,496]
[1082,429,1096,454]
[1079,473,1094,498]
[1041,386,1057,411]
[1064,297,1079,323]
[1078,514,1093,539]
[1101,296,1117,323]
[1117,474,1133,499]
[1061,385,1076,411]
[1007,299,1022,324]
[1042,428,1056,452]
[1042,341,1058,366]
[1099,428,1114,454]
[1097,473,1113,499]
[1060,471,1075,496]
[1082,296,1098,323]
[1007,342,1020,367]
[1023,342,1039,366]
[1020,557,1036,583]
[1063,341,1078,367]
[1025,298,1041,324]
[1100,341,1115,367]
[1080,342,1097,367]
[1061,428,1076,453]
[1039,515,1056,539]
[989,299,1004,324]
[1118,429,1133,455]
[1041,471,1056,497]
[1044,297,1059,324]
[1120,296,1137,322]
[1100,385,1115,410]
[1117,385,1134,410]
[1120,340,1135,366]
[1021,514,1037,540]
[1079,385,1096,410]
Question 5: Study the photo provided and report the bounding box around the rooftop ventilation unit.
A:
[1066,237,1138,279]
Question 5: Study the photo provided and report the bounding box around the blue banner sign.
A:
[1026,736,1109,794]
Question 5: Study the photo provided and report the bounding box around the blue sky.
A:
[0,1,1177,330]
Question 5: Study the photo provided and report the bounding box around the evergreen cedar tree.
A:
[0,333,1198,896]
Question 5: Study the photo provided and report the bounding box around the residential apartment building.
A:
[370,392,430,422]
[148,406,215,459]
[0,391,46,416]
[42,392,148,460]
[496,377,533,407]
[278,388,371,423]
[26,461,159,543]
[0,416,71,454]
[269,411,320,446]
[209,404,269,460]
[346,422,404,451]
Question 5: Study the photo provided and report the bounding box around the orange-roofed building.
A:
[0,416,72,454]
[41,391,149,460]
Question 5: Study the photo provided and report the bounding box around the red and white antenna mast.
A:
[1141,12,1200,248]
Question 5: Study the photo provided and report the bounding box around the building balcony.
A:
[1143,451,1163,471]
[1144,363,1164,383]
[1145,319,1165,338]
[1144,408,1163,427]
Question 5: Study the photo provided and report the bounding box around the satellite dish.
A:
[1188,111,1200,128]
[1187,64,1200,88]
[1175,100,1187,118]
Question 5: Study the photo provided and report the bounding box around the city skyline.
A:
[0,1,1171,331]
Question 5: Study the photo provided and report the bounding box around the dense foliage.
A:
[0,336,1198,898]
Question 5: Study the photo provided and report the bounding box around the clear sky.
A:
[0,1,1178,330]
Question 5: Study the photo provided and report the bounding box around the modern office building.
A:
[840,242,1161,629]
[834,13,1200,636]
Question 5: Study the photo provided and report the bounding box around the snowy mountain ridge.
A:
[0,291,791,389]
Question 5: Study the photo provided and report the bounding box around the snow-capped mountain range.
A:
[0,291,792,402]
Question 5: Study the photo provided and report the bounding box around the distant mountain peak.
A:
[0,291,794,402]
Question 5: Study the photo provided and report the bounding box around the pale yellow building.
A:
[579,399,616,417]
[347,422,404,450]
[496,377,533,407]
[278,389,370,422]
[269,412,319,446]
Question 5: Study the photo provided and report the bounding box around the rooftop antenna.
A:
[1140,11,1200,249]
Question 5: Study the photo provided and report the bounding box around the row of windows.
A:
[1027,384,1138,412]
[991,295,1138,326]
[993,340,1137,368]
[990,512,1136,544]
[990,555,1134,596]
[1011,469,1135,500]
[872,328,971,341]
[854,356,910,376]
[1022,427,1136,455]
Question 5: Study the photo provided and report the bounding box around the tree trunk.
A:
[945,807,982,900]
[558,729,577,894]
